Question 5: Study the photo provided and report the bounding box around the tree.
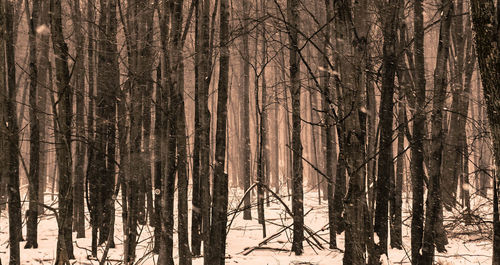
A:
[420,0,453,263]
[2,0,23,263]
[198,0,212,257]
[206,0,230,262]
[70,0,86,239]
[374,0,399,258]
[239,0,252,221]
[287,0,304,256]
[89,0,118,255]
[336,0,370,264]
[50,0,75,262]
[25,0,41,249]
[411,0,426,263]
[470,1,500,264]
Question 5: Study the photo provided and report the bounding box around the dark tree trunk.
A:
[50,0,75,262]
[390,99,404,249]
[411,1,426,264]
[25,0,40,249]
[71,0,86,239]
[287,0,304,256]
[441,0,468,210]
[338,1,369,264]
[86,0,97,256]
[177,60,192,265]
[93,0,117,251]
[421,1,453,263]
[0,3,5,263]
[240,0,252,221]
[191,3,202,253]
[199,0,212,257]
[470,1,500,264]
[374,0,399,258]
[322,0,337,249]
[36,0,50,215]
[4,1,22,263]
[256,0,267,237]
[206,0,229,262]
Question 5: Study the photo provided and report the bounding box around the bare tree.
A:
[2,1,22,263]
[421,0,453,263]
[50,0,75,262]
[25,0,40,249]
[374,0,399,259]
[411,0,426,263]
[470,1,500,264]
[70,0,86,239]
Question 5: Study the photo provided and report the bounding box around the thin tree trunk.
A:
[191,2,202,253]
[374,0,399,259]
[25,0,40,249]
[288,0,304,255]
[177,59,192,265]
[4,1,22,263]
[390,99,404,249]
[199,0,212,256]
[36,0,50,215]
[206,0,229,262]
[50,0,75,262]
[469,1,500,264]
[240,0,252,221]
[71,0,86,239]
[340,0,369,264]
[421,1,453,263]
[86,0,97,256]
[411,1,426,263]
[441,0,467,210]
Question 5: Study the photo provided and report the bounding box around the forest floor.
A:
[0,188,494,264]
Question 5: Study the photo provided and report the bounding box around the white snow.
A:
[0,189,494,264]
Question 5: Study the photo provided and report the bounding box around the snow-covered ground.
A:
[0,189,493,264]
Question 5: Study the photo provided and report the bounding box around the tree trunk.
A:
[421,1,453,263]
[86,0,97,256]
[36,0,50,215]
[390,99,404,249]
[50,0,75,262]
[339,0,369,264]
[287,0,304,256]
[71,0,86,239]
[3,1,22,263]
[93,0,117,252]
[191,3,202,253]
[469,1,500,264]
[177,60,192,265]
[25,0,40,249]
[374,0,399,258]
[240,0,252,221]
[206,0,229,262]
[441,0,468,210]
[411,1,426,263]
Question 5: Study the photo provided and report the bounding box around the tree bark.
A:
[50,0,75,262]
[3,1,22,263]
[287,0,304,255]
[374,0,399,258]
[71,0,86,239]
[411,1,426,263]
[206,0,229,262]
[240,0,252,221]
[470,1,500,264]
[25,0,40,249]
[421,1,453,263]
[390,99,404,249]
